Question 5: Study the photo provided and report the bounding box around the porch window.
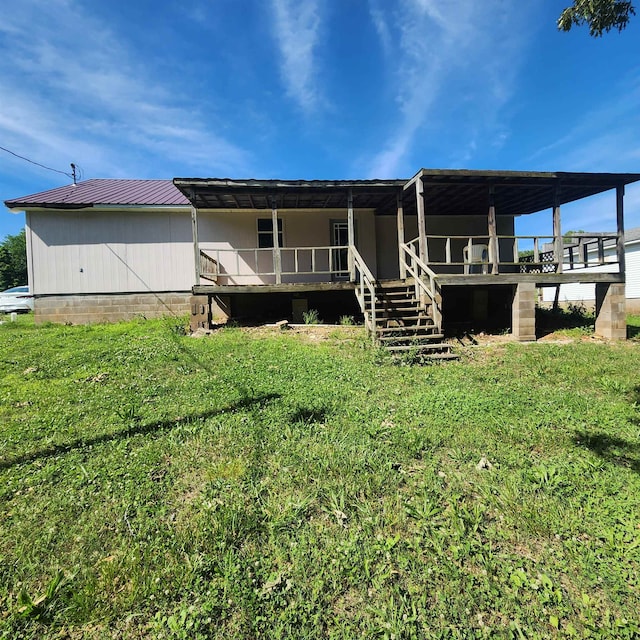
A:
[257,218,283,248]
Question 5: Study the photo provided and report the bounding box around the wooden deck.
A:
[436,271,624,287]
[193,281,356,295]
[193,270,624,296]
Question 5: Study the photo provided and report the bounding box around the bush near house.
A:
[1,317,639,638]
[0,229,27,290]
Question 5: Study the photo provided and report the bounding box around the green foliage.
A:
[302,308,321,324]
[1,317,640,637]
[558,0,636,36]
[0,229,27,290]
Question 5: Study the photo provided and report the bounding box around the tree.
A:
[0,229,28,290]
[558,0,636,36]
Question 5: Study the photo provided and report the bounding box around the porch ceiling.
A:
[174,171,640,218]
[410,169,640,216]
[173,178,406,214]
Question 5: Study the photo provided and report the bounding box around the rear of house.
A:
[5,169,640,342]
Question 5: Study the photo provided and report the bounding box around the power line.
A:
[0,144,74,179]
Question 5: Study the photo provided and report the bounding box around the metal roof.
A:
[410,169,640,217]
[6,171,640,218]
[172,178,406,214]
[4,179,189,209]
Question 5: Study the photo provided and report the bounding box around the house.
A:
[540,226,640,313]
[5,169,640,349]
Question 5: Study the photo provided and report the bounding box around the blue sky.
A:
[1,0,639,240]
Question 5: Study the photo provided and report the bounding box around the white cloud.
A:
[365,0,535,177]
[527,71,640,173]
[0,0,251,182]
[270,0,323,113]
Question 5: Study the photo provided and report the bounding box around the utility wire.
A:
[0,144,74,179]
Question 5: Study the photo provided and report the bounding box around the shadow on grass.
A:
[627,323,640,339]
[0,393,281,471]
[289,405,330,424]
[536,304,595,339]
[573,429,640,474]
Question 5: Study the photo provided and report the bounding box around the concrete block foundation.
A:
[512,282,536,341]
[34,292,192,324]
[595,283,626,340]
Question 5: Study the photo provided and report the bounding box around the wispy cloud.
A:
[559,183,640,233]
[365,0,535,177]
[270,0,323,113]
[0,0,251,184]
[527,71,640,172]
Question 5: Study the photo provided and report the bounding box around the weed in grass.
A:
[302,308,321,324]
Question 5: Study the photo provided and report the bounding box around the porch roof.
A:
[408,169,640,217]
[173,178,406,214]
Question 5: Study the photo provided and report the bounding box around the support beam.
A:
[616,185,626,278]
[512,282,536,341]
[487,187,499,274]
[595,282,626,340]
[416,178,427,263]
[347,188,355,280]
[553,187,563,274]
[396,189,406,279]
[190,190,201,284]
[271,197,281,284]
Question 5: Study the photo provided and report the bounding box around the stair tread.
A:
[388,349,459,360]
[386,343,450,351]
[375,315,433,322]
[379,334,445,343]
[384,343,452,351]
[377,328,444,337]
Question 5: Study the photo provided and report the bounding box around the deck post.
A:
[488,187,499,274]
[416,176,427,263]
[553,186,563,274]
[271,197,281,284]
[190,189,201,284]
[348,188,355,280]
[595,282,626,339]
[616,185,626,278]
[397,190,406,279]
[512,282,536,341]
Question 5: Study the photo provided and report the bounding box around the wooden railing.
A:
[199,250,219,282]
[349,245,377,343]
[416,234,619,274]
[561,233,619,270]
[400,239,442,329]
[198,245,349,281]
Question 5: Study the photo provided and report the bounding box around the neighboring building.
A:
[5,169,640,344]
[540,227,640,314]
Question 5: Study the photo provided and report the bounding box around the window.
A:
[257,218,283,248]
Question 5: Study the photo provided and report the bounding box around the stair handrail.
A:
[400,240,442,329]
[349,245,377,343]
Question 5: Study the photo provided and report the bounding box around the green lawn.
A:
[1,316,639,639]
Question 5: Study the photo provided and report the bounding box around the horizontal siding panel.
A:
[29,210,193,294]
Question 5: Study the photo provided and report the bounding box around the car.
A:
[0,285,34,313]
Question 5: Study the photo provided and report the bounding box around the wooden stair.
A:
[370,282,457,361]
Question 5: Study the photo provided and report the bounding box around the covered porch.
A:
[172,178,407,332]
[399,169,633,278]
[174,170,640,341]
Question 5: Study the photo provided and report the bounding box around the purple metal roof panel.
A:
[4,179,190,208]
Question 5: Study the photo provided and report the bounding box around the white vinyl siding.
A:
[198,209,378,284]
[28,209,193,295]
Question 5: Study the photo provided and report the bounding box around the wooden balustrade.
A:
[411,233,619,274]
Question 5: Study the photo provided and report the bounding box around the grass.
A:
[1,315,640,638]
